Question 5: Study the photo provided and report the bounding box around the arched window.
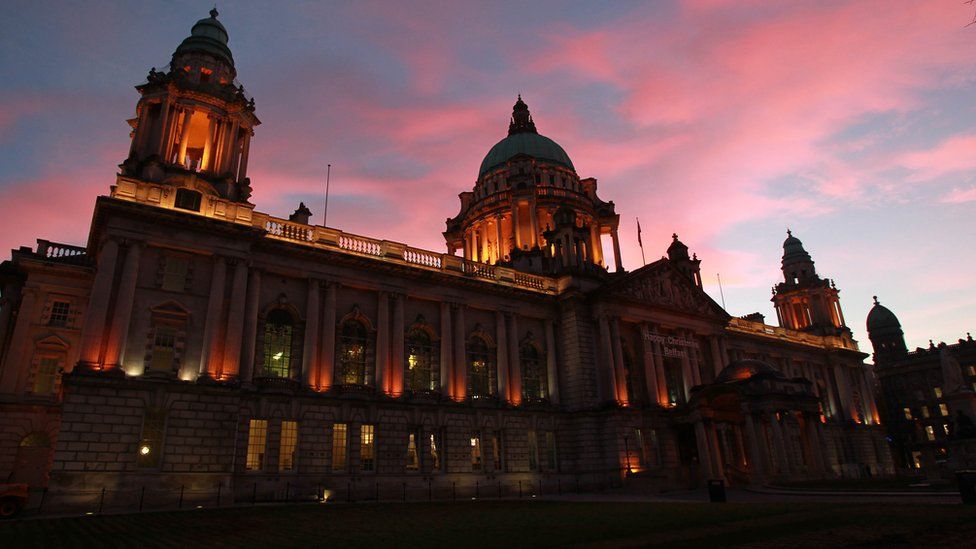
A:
[262,309,294,378]
[467,336,495,399]
[339,319,369,386]
[406,327,438,392]
[521,343,547,401]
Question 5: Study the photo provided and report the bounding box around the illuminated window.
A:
[199,67,213,83]
[406,328,438,392]
[137,408,166,468]
[331,423,348,471]
[262,309,294,378]
[527,430,539,471]
[246,419,268,471]
[545,431,557,471]
[967,366,975,377]
[911,451,922,469]
[360,424,375,472]
[634,428,646,467]
[903,407,913,420]
[939,404,949,417]
[49,301,70,327]
[279,421,298,472]
[178,111,210,170]
[338,320,369,386]
[491,431,503,471]
[174,188,202,211]
[921,406,930,419]
[162,256,189,292]
[429,432,441,471]
[933,387,943,399]
[470,434,482,471]
[943,423,951,436]
[150,326,177,373]
[925,425,936,441]
[32,357,59,395]
[406,432,420,471]
[467,336,495,399]
[520,343,547,401]
[664,363,684,406]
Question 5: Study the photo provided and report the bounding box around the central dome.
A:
[478,96,575,177]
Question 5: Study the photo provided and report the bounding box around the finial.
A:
[872,295,879,305]
[786,227,792,237]
[929,339,935,349]
[968,332,973,342]
[672,233,678,241]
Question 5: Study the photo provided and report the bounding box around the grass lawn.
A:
[773,477,957,492]
[3,500,976,548]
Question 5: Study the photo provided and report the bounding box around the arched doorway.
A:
[12,432,52,486]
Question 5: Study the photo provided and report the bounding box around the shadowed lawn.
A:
[3,501,976,548]
[773,477,957,492]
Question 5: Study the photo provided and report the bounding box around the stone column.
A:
[859,369,880,424]
[679,345,694,403]
[103,241,142,370]
[803,413,825,474]
[239,268,261,383]
[686,332,702,386]
[651,340,669,405]
[832,363,854,422]
[78,239,120,369]
[589,224,603,267]
[439,302,453,396]
[707,422,725,481]
[199,256,226,378]
[237,132,252,181]
[597,315,618,404]
[177,108,193,165]
[155,98,171,157]
[301,279,320,388]
[742,411,766,480]
[201,115,217,171]
[610,226,623,272]
[529,202,540,248]
[507,313,521,404]
[494,215,505,262]
[512,203,522,250]
[609,317,628,405]
[545,319,559,404]
[768,411,788,474]
[694,421,714,479]
[0,289,36,393]
[453,304,466,400]
[376,291,390,392]
[495,311,510,402]
[640,327,661,406]
[221,260,249,380]
[391,293,405,396]
[709,336,724,378]
[318,282,337,390]
[733,424,748,467]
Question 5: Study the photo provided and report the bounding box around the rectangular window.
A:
[911,451,922,469]
[634,428,646,466]
[527,430,539,471]
[925,425,936,441]
[470,434,482,471]
[162,257,189,292]
[933,387,943,398]
[921,406,930,419]
[49,301,70,327]
[279,421,298,472]
[943,423,951,436]
[360,424,375,472]
[491,431,503,471]
[545,431,557,471]
[939,404,949,417]
[903,407,913,420]
[150,327,177,372]
[32,357,59,395]
[967,366,975,377]
[332,423,348,471]
[429,432,441,471]
[406,432,420,471]
[246,419,268,471]
[137,408,166,468]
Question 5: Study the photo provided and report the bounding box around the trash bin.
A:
[707,479,726,503]
[955,470,976,505]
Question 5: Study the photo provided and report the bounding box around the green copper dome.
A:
[173,9,234,68]
[478,96,575,177]
[867,297,901,332]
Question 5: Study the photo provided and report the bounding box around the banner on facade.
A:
[641,326,699,360]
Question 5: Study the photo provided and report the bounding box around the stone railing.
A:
[36,240,87,259]
[727,317,859,352]
[265,219,314,242]
[338,233,382,256]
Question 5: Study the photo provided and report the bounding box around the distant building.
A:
[0,10,891,501]
[867,297,976,472]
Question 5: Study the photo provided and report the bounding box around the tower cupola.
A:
[866,296,908,364]
[771,230,851,338]
[666,234,702,288]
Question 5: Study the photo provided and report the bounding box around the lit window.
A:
[137,408,166,468]
[199,67,212,83]
[911,451,922,469]
[470,434,482,471]
[527,430,539,471]
[921,406,930,419]
[246,419,268,471]
[262,310,294,378]
[491,431,503,471]
[545,431,557,471]
[903,407,913,420]
[933,387,943,399]
[338,320,369,386]
[174,188,202,211]
[360,424,375,472]
[429,433,440,471]
[406,432,419,471]
[279,421,298,472]
[331,423,348,471]
[943,424,950,436]
[520,343,547,401]
[406,328,438,392]
[150,326,177,373]
[467,336,495,399]
[32,357,59,395]
[925,425,936,441]
[967,366,975,377]
[162,256,189,292]
[634,428,646,467]
[49,301,70,327]
[939,404,949,417]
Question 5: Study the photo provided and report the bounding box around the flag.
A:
[637,217,643,247]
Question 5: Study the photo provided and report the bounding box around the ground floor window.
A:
[527,430,539,471]
[406,432,420,471]
[429,432,441,471]
[470,434,483,471]
[137,408,166,468]
[332,423,348,471]
[279,421,298,472]
[361,424,376,472]
[32,356,59,395]
[246,419,268,471]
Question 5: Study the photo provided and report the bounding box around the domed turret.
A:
[666,234,702,288]
[444,96,621,275]
[866,296,907,364]
[781,229,816,284]
[771,230,850,338]
[173,8,235,74]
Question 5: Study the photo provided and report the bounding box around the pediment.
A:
[35,333,70,350]
[602,260,730,319]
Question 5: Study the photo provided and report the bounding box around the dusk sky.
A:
[1,1,973,356]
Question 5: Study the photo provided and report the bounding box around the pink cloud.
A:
[941,186,976,204]
[899,134,976,181]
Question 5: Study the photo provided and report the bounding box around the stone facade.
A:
[0,10,893,500]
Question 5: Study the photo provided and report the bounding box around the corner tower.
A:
[444,96,620,275]
[120,9,260,203]
[771,231,851,337]
[866,296,908,365]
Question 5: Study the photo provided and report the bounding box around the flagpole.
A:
[323,163,331,227]
[717,273,727,310]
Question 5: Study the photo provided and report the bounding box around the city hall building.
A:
[0,11,892,501]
